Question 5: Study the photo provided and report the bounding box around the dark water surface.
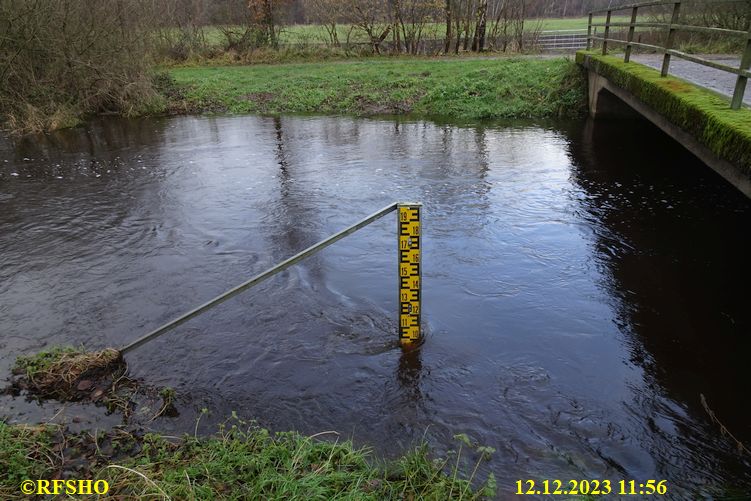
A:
[1,114,749,498]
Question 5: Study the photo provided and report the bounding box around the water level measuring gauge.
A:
[398,203,421,345]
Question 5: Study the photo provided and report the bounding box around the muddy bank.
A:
[6,347,177,423]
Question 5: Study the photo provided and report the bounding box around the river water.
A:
[1,114,749,498]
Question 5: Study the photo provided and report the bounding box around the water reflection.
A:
[566,116,751,496]
[397,345,423,402]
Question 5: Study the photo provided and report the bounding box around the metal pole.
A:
[587,12,593,50]
[121,202,399,355]
[398,203,421,345]
[625,6,639,63]
[661,1,682,77]
[602,9,612,55]
[731,29,751,110]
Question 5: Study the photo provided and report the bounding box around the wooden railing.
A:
[586,0,751,109]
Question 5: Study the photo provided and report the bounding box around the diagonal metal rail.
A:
[120,202,399,355]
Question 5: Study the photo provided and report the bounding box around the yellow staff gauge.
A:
[398,203,421,345]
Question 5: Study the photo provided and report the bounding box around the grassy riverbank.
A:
[0,420,495,500]
[2,348,495,499]
[1,55,587,134]
[166,57,587,120]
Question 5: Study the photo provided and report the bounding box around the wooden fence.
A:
[587,0,751,109]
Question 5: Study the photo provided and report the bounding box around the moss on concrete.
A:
[577,51,751,175]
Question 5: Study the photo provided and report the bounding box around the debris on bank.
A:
[7,347,177,421]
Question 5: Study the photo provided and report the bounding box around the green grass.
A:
[0,423,54,492]
[0,419,496,500]
[167,57,587,120]
[577,51,751,173]
[13,346,79,379]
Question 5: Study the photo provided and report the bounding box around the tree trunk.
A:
[392,0,402,54]
[475,0,487,51]
[462,0,471,51]
[264,0,277,49]
[444,0,452,54]
[454,17,461,53]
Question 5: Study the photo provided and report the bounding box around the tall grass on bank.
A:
[0,419,496,500]
[0,0,165,134]
[168,57,587,120]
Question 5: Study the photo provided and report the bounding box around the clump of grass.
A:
[0,422,56,498]
[10,347,188,426]
[9,346,184,422]
[10,347,185,424]
[154,387,179,419]
[13,347,125,401]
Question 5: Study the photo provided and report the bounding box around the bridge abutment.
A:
[587,72,641,120]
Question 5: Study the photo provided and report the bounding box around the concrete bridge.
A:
[579,0,751,198]
[578,52,751,198]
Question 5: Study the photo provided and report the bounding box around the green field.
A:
[181,16,632,47]
[166,57,587,120]
[278,16,633,43]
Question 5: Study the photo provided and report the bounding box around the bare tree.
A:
[444,0,452,53]
[445,0,470,53]
[680,0,751,31]
[393,0,442,54]
[487,0,511,51]
[303,0,346,46]
[247,0,293,49]
[472,0,488,51]
[347,0,391,54]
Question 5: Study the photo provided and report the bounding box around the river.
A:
[1,114,749,498]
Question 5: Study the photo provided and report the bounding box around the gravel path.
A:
[630,54,749,106]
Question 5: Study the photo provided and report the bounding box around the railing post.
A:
[398,203,421,346]
[661,1,682,77]
[587,12,593,50]
[625,6,639,63]
[602,9,612,55]
[731,29,751,110]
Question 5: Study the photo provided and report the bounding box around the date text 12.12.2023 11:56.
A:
[515,479,668,496]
